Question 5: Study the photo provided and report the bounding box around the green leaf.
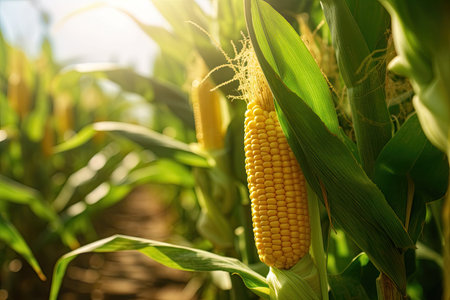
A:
[61,185,132,239]
[149,0,241,97]
[307,186,329,300]
[380,0,450,155]
[0,175,57,222]
[53,125,95,153]
[321,0,392,174]
[0,214,46,281]
[54,122,209,167]
[23,89,50,142]
[328,254,371,300]
[49,235,269,300]
[374,114,448,241]
[94,122,209,167]
[0,92,18,127]
[124,159,195,187]
[225,101,247,184]
[0,175,79,248]
[193,168,235,248]
[247,0,339,135]
[216,0,247,55]
[245,0,413,291]
[152,51,187,86]
[151,0,208,44]
[106,70,194,129]
[53,145,128,212]
[59,64,195,129]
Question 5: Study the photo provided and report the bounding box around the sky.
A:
[0,0,209,76]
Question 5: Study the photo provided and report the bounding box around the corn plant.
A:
[0,26,174,298]
[1,0,447,299]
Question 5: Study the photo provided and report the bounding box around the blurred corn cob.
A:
[190,59,234,248]
[7,50,31,119]
[191,68,224,151]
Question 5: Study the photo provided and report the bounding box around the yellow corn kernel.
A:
[191,77,224,151]
[243,51,310,270]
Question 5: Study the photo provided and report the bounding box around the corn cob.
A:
[243,52,310,269]
[7,50,31,119]
[191,77,224,151]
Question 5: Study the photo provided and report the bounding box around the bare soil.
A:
[59,186,197,300]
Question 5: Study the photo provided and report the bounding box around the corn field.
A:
[0,0,449,299]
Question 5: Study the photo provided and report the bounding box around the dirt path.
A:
[60,186,198,300]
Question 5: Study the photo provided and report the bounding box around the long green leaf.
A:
[53,122,209,167]
[0,214,46,281]
[49,235,269,300]
[0,175,79,248]
[321,0,392,174]
[247,0,339,135]
[124,159,195,187]
[150,0,208,45]
[93,122,209,167]
[377,1,450,294]
[245,0,413,291]
[53,145,128,212]
[58,64,195,128]
[0,175,56,222]
[328,254,371,300]
[104,69,194,128]
[53,125,95,153]
[374,114,448,241]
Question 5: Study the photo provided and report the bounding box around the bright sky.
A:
[0,0,209,76]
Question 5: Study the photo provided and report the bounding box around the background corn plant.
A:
[0,0,448,299]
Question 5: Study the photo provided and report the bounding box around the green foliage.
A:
[1,0,448,298]
[373,114,448,242]
[245,0,413,292]
[321,0,392,175]
[49,235,269,300]
[0,214,45,281]
[55,121,209,167]
[328,254,371,300]
[59,64,195,129]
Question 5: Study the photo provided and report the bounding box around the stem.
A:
[376,175,415,299]
[237,184,259,265]
[307,184,329,300]
[443,174,450,300]
[376,273,406,300]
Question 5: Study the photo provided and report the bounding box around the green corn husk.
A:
[265,185,328,300]
[267,254,321,300]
